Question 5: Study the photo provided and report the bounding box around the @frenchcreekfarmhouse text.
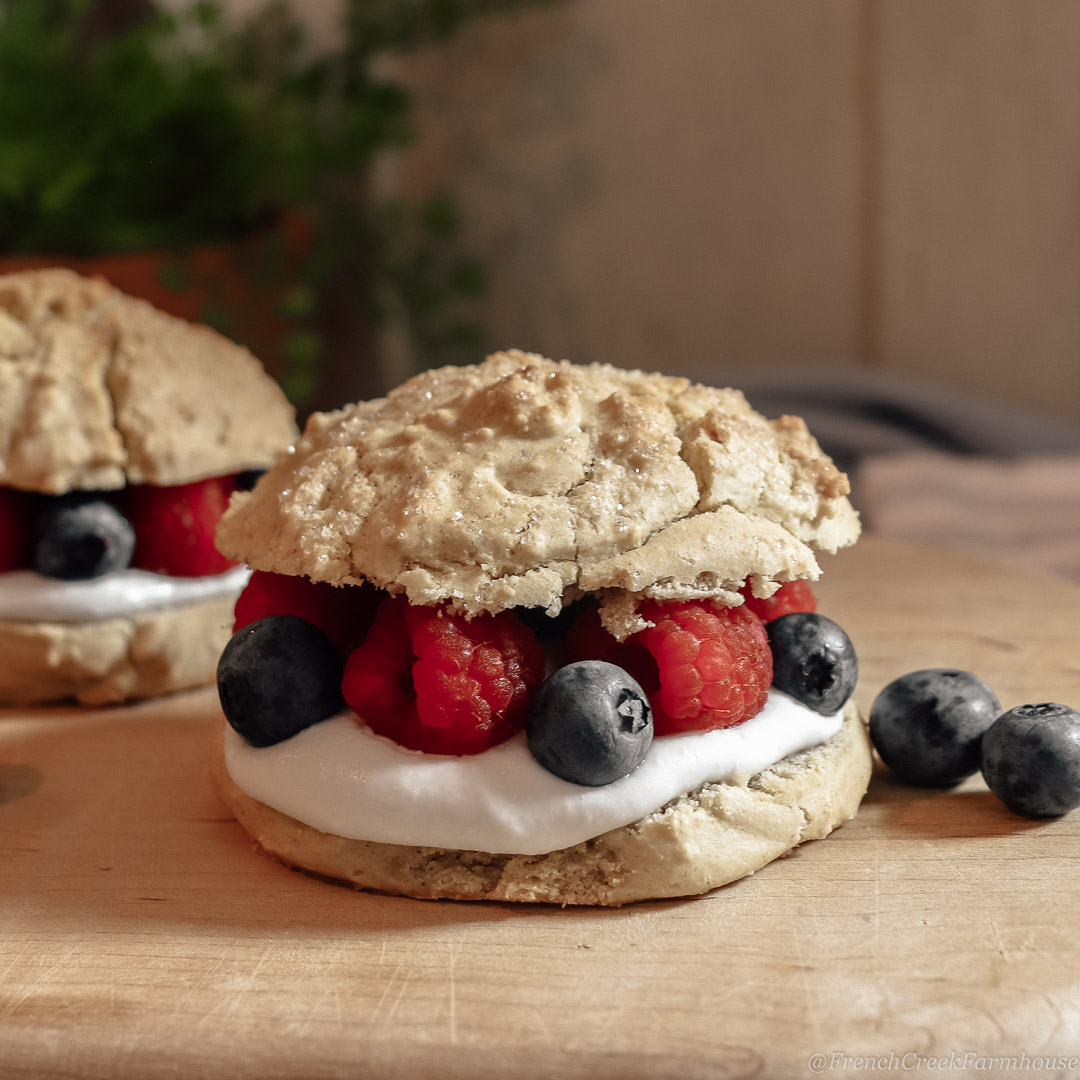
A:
[807,1051,1080,1073]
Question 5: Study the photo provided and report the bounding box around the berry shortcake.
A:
[0,269,296,705]
[212,351,872,905]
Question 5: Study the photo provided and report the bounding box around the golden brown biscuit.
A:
[217,352,858,639]
[0,595,235,706]
[0,268,296,493]
[210,701,870,906]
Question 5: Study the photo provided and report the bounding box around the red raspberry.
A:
[568,599,772,735]
[342,596,546,755]
[740,580,816,623]
[125,475,238,577]
[233,570,379,657]
[0,487,36,572]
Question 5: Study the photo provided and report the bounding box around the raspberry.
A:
[0,487,36,572]
[125,475,238,577]
[342,596,546,755]
[233,570,379,657]
[568,599,772,735]
[740,580,816,623]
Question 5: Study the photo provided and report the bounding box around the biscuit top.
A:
[0,269,297,493]
[217,351,859,638]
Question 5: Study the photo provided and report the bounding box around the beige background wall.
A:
[201,0,1080,424]
[385,0,1080,425]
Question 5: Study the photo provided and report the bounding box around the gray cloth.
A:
[686,366,1080,579]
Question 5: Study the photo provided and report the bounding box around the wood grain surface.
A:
[1,536,1079,1080]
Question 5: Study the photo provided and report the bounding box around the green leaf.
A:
[282,330,323,365]
[156,260,192,294]
[280,330,325,404]
[448,257,486,297]
[421,193,459,238]
[199,304,234,334]
[0,0,556,389]
[278,284,317,320]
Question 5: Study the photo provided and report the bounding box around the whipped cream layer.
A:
[223,690,844,856]
[0,565,251,623]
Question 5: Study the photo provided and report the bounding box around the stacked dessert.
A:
[212,351,871,904]
[0,269,296,704]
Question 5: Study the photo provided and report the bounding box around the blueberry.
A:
[217,615,345,747]
[527,661,653,786]
[34,495,135,580]
[981,703,1080,818]
[768,613,858,715]
[869,669,1001,785]
[864,665,997,786]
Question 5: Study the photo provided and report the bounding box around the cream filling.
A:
[0,565,251,623]
[223,689,844,856]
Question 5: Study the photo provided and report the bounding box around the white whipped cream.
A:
[0,565,251,623]
[223,690,844,855]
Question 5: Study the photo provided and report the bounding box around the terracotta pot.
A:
[0,214,315,396]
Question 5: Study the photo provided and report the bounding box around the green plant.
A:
[0,0,558,398]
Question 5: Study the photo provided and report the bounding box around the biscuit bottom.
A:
[210,702,871,906]
[0,596,235,706]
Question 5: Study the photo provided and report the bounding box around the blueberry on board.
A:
[868,669,1001,785]
[217,615,345,747]
[34,495,135,580]
[527,661,653,786]
[981,703,1080,818]
[767,613,858,715]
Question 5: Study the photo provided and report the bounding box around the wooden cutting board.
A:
[1,535,1079,1080]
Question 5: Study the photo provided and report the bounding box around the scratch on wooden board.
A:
[867,825,889,1017]
[531,1003,556,1046]
[447,941,458,1043]
[38,944,81,986]
[1034,992,1067,1047]
[326,979,347,1027]
[280,981,347,1041]
[388,972,412,1021]
[196,987,246,1030]
[371,956,408,1020]
[0,944,79,1018]
[0,944,30,991]
[193,944,295,1029]
[247,942,274,981]
[176,952,227,1015]
[870,856,879,942]
[926,841,965,881]
[790,922,822,1043]
[986,908,1011,962]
